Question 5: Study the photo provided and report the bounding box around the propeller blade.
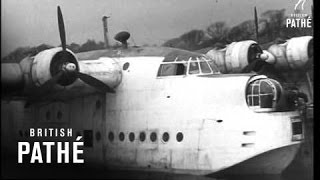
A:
[24,71,64,108]
[254,6,259,43]
[57,6,67,51]
[76,72,115,93]
[38,71,64,92]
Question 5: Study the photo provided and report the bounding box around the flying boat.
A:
[1,6,304,176]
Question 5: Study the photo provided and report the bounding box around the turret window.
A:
[246,78,282,111]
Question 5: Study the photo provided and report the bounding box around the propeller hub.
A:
[64,62,77,72]
[260,53,269,61]
[50,50,79,86]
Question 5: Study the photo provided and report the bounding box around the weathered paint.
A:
[99,56,301,174]
[205,41,266,73]
[1,55,301,175]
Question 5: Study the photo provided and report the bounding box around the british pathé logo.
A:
[286,0,312,28]
[294,0,307,10]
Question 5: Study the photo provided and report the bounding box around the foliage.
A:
[163,30,209,50]
[2,44,54,63]
[2,40,106,62]
[163,8,313,50]
[2,8,313,62]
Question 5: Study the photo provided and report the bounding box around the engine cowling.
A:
[31,47,122,93]
[225,40,262,73]
[31,47,79,87]
[205,48,227,73]
[267,36,313,71]
[206,40,267,73]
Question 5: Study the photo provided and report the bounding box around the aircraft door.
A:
[69,94,106,164]
[81,94,106,164]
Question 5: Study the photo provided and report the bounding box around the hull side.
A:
[211,143,300,176]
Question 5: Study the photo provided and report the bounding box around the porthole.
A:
[129,132,135,142]
[119,132,125,141]
[96,131,101,141]
[108,132,114,142]
[96,100,101,109]
[150,132,157,142]
[176,132,183,142]
[123,62,130,70]
[162,132,169,142]
[139,132,146,142]
[19,130,23,137]
[46,111,51,121]
[57,111,62,120]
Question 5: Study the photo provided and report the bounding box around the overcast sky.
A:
[1,0,313,57]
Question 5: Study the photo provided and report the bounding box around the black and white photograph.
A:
[1,0,313,179]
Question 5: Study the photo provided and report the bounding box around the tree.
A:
[163,29,208,50]
[1,44,53,63]
[78,39,105,52]
[206,21,229,41]
[260,9,286,40]
[228,20,255,41]
[67,43,81,53]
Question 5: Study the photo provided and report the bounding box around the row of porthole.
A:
[108,131,184,143]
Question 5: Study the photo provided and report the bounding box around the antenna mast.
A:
[102,16,110,48]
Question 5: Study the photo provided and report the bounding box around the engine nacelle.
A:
[206,40,265,73]
[267,36,313,71]
[31,47,122,92]
[31,47,79,87]
[78,58,122,88]
[205,48,226,73]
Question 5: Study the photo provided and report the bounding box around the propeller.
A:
[36,6,115,94]
[240,7,271,73]
[38,71,64,92]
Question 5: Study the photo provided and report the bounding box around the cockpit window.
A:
[207,60,219,72]
[199,60,212,74]
[157,52,220,77]
[189,61,200,74]
[158,63,187,76]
